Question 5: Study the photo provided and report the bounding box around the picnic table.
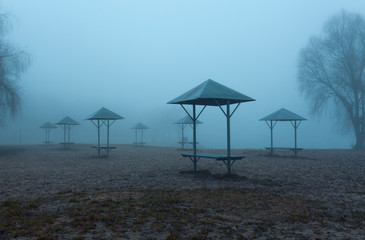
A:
[178,141,198,148]
[92,145,116,155]
[59,142,74,149]
[265,147,303,155]
[181,153,245,173]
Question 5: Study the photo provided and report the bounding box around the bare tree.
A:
[298,10,365,149]
[0,12,29,125]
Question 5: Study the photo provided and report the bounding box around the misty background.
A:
[1,0,365,149]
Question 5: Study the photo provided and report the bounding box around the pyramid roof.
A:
[40,122,57,129]
[174,116,203,124]
[87,107,124,120]
[56,116,80,125]
[260,108,307,121]
[168,79,255,106]
[132,122,149,129]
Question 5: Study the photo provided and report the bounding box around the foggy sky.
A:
[2,0,365,149]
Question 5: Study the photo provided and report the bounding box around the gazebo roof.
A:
[87,107,124,120]
[40,122,57,129]
[167,79,255,106]
[174,116,203,125]
[132,122,149,129]
[260,108,307,121]
[57,116,80,125]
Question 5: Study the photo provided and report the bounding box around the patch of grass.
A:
[350,210,365,227]
[0,188,351,239]
[0,199,57,239]
[347,190,365,194]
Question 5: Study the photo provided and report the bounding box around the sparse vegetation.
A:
[1,188,362,239]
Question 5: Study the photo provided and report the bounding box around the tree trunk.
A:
[354,129,365,149]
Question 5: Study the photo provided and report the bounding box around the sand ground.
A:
[0,144,364,239]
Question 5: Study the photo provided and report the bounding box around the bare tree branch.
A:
[298,10,365,149]
[0,11,29,126]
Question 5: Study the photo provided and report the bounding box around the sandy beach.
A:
[0,144,364,239]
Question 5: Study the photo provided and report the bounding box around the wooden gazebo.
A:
[174,116,202,149]
[168,79,255,174]
[40,122,57,144]
[56,116,80,149]
[132,122,149,146]
[87,107,124,157]
[260,108,307,156]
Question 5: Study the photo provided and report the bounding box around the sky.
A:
[1,0,365,149]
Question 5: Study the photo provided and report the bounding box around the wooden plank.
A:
[265,147,303,151]
[91,146,116,149]
[181,153,244,160]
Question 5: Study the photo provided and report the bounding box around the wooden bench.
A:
[92,145,116,150]
[59,142,74,149]
[178,141,197,145]
[178,137,199,149]
[265,147,303,156]
[92,145,116,157]
[181,153,244,174]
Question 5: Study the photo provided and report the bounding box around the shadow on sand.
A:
[179,169,280,186]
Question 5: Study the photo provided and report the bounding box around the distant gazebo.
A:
[132,123,149,146]
[40,122,57,144]
[260,108,307,156]
[174,116,202,149]
[56,116,80,149]
[87,107,124,157]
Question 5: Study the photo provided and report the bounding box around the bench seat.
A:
[92,145,116,150]
[181,153,244,160]
[181,153,245,174]
[265,147,303,151]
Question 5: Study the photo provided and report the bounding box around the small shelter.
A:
[168,79,255,174]
[56,116,80,149]
[260,108,307,156]
[132,122,149,146]
[40,122,57,144]
[87,107,124,157]
[174,116,203,149]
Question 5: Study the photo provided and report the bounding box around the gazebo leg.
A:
[193,104,197,173]
[107,120,110,158]
[63,127,66,150]
[98,120,101,157]
[226,101,231,174]
[294,120,298,157]
[270,121,274,155]
[181,125,184,149]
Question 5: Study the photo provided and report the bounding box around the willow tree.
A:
[0,13,29,125]
[298,11,365,149]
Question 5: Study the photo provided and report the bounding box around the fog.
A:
[1,0,364,149]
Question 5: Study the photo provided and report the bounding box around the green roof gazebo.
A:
[260,108,307,156]
[56,116,80,149]
[87,107,124,157]
[168,79,255,174]
[40,122,57,144]
[174,116,203,149]
[131,122,149,146]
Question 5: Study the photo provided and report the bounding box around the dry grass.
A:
[1,188,364,239]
